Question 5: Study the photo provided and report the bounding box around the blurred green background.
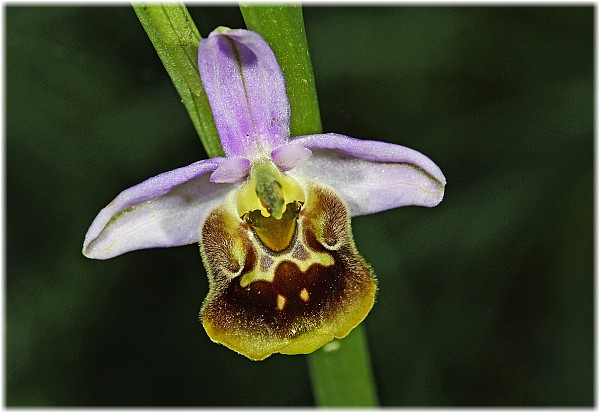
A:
[6,6,593,406]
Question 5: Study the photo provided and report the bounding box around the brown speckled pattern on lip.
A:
[200,181,377,360]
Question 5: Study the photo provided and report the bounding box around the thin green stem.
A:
[133,3,223,157]
[240,3,322,136]
[241,5,379,407]
[307,324,379,406]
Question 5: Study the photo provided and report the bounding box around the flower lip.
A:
[200,181,377,360]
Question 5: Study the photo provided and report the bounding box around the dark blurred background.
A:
[6,6,593,406]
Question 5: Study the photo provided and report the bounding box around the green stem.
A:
[307,324,379,406]
[241,5,379,407]
[133,3,223,157]
[240,3,322,136]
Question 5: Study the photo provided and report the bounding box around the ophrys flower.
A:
[83,27,446,360]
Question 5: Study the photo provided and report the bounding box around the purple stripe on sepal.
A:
[199,28,290,158]
[83,158,236,259]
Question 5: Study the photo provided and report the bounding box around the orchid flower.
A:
[83,27,446,360]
